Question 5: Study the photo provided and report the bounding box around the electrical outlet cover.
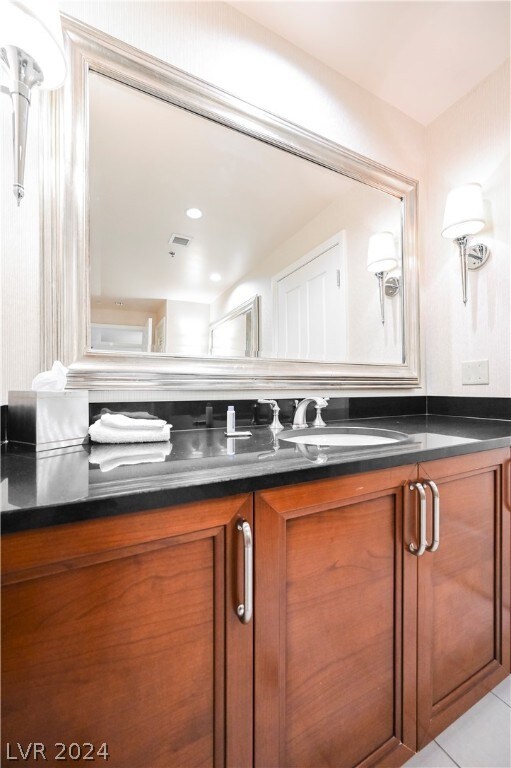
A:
[462,360,489,385]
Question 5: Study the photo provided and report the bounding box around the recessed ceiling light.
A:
[210,272,221,282]
[186,207,202,219]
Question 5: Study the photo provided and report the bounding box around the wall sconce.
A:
[367,232,399,325]
[441,182,490,305]
[0,0,66,205]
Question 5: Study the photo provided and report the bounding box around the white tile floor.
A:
[404,677,511,768]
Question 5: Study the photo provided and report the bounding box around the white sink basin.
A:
[280,427,409,448]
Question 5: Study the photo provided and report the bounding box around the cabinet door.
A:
[255,465,416,768]
[1,495,253,768]
[415,449,510,748]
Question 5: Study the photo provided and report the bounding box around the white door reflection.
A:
[274,234,347,361]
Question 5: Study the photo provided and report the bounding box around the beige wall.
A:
[165,300,210,356]
[424,61,510,397]
[91,307,155,327]
[1,85,41,400]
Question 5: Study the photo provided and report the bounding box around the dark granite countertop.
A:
[2,414,510,534]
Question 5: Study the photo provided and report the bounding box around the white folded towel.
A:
[89,442,172,471]
[89,421,172,444]
[100,413,167,431]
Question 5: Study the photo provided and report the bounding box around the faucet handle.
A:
[312,399,329,428]
[257,399,284,431]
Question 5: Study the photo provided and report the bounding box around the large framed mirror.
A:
[41,16,419,390]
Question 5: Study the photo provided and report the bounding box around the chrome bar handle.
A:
[237,520,253,624]
[409,482,428,557]
[424,480,440,552]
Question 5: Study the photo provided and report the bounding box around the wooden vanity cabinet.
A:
[253,447,510,768]
[254,464,417,768]
[414,449,510,749]
[2,448,509,768]
[1,494,254,768]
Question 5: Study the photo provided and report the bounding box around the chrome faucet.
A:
[292,397,329,429]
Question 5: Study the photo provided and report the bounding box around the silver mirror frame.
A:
[41,16,420,390]
[209,295,260,358]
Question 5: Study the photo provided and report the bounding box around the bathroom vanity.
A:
[2,5,509,767]
[2,416,510,768]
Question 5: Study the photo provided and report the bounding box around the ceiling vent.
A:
[168,233,193,247]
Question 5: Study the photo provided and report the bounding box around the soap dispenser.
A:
[226,405,235,433]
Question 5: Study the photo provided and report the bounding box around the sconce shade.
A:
[0,0,66,89]
[441,182,485,239]
[367,232,398,273]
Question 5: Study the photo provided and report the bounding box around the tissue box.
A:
[8,391,89,451]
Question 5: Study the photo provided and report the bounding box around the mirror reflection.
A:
[89,72,403,364]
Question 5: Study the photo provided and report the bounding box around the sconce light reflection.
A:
[367,232,399,325]
[441,183,490,305]
[0,0,66,204]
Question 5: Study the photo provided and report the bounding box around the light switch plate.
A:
[462,360,489,385]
